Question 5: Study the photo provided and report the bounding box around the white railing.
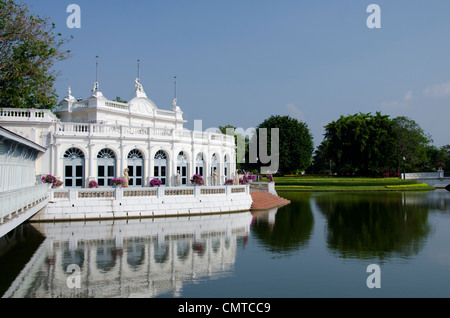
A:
[0,184,48,223]
[49,185,249,201]
[55,122,234,145]
[402,171,445,179]
[104,101,128,110]
[0,109,58,123]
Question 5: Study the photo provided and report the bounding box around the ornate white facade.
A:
[0,78,236,188]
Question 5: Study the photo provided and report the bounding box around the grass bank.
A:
[260,176,435,192]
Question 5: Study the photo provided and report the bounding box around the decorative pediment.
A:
[128,98,156,115]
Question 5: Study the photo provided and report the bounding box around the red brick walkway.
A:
[250,190,291,211]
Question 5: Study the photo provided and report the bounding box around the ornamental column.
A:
[54,142,61,180]
[119,143,126,178]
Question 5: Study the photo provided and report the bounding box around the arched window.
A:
[196,153,205,176]
[63,147,85,187]
[97,148,116,187]
[64,148,85,159]
[127,149,144,187]
[97,148,115,159]
[177,151,189,185]
[154,150,168,185]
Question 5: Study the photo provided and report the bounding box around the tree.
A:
[308,139,332,175]
[0,0,70,110]
[324,112,395,176]
[392,116,431,173]
[256,115,314,175]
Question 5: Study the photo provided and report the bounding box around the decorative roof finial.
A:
[137,59,140,82]
[172,76,181,111]
[92,55,99,92]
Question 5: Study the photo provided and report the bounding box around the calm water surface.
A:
[1,190,450,298]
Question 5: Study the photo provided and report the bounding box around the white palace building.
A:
[0,78,236,189]
[0,77,256,222]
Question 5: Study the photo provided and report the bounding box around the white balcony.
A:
[55,122,235,145]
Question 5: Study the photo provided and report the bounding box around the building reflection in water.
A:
[3,212,253,298]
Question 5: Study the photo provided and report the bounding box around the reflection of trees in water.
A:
[314,192,432,260]
[251,192,314,254]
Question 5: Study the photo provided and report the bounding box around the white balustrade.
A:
[0,184,48,223]
[0,109,58,122]
[54,121,233,144]
[49,185,249,202]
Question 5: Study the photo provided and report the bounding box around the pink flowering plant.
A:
[225,179,234,185]
[190,174,204,186]
[88,180,99,188]
[150,178,162,187]
[247,174,256,181]
[41,174,63,188]
[110,178,124,187]
[266,174,274,182]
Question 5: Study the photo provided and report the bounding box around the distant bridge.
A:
[401,172,450,189]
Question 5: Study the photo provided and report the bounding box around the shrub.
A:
[225,179,234,185]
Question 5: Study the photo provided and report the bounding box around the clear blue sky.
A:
[25,0,450,148]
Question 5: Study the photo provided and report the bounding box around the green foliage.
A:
[392,116,431,172]
[324,112,395,176]
[257,115,314,174]
[0,0,71,110]
[313,113,437,176]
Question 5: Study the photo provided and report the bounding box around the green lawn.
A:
[259,176,435,192]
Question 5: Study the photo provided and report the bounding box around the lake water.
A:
[1,189,450,298]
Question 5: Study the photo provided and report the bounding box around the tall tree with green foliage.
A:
[391,116,431,173]
[257,115,314,175]
[0,0,70,110]
[324,112,395,176]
